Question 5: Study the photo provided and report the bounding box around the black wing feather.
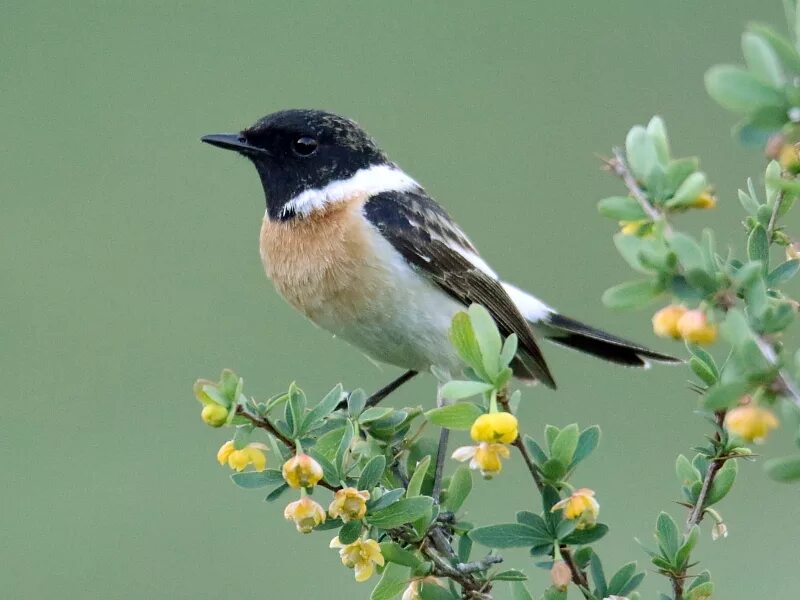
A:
[364,189,556,389]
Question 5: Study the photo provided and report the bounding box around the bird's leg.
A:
[336,370,418,411]
[431,382,451,502]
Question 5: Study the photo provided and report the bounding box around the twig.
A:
[431,385,451,502]
[235,405,340,492]
[456,555,504,573]
[609,148,672,232]
[561,546,591,591]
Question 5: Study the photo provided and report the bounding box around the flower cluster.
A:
[216,441,267,472]
[652,305,717,345]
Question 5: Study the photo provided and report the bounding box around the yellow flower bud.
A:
[619,220,648,236]
[470,412,518,444]
[550,560,572,589]
[689,191,717,210]
[724,404,779,443]
[201,403,228,427]
[676,309,717,345]
[652,305,687,339]
[452,442,510,479]
[283,496,326,533]
[328,487,370,522]
[551,488,599,529]
[779,144,800,173]
[217,440,267,472]
[330,536,385,582]
[282,453,324,488]
[711,521,728,541]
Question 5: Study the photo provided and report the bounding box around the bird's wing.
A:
[363,189,556,388]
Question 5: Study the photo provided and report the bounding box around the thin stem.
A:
[561,546,591,595]
[431,384,451,502]
[235,405,340,491]
[609,148,672,233]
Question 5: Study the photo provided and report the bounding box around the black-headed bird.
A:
[202,110,676,400]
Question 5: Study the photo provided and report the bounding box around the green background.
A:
[3,1,798,598]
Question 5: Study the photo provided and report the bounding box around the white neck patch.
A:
[281,164,420,218]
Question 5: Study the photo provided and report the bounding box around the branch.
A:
[235,405,340,492]
[609,148,672,232]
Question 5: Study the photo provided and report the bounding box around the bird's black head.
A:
[202,109,391,220]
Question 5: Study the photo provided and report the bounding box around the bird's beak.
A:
[201,133,270,157]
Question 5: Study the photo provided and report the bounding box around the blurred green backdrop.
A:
[3,1,798,598]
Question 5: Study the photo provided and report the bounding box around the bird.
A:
[201,109,677,401]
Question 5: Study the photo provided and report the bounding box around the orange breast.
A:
[259,195,387,323]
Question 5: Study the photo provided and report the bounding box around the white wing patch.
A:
[282,164,420,218]
[502,282,553,323]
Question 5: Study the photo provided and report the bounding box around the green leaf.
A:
[690,357,717,386]
[449,311,487,378]
[439,380,494,400]
[306,448,338,486]
[590,553,607,598]
[748,224,770,273]
[425,402,483,430]
[675,526,699,570]
[705,65,785,113]
[768,259,800,287]
[380,542,422,568]
[230,469,284,489]
[687,582,714,600]
[443,466,472,513]
[358,455,387,491]
[500,334,518,367]
[703,381,752,410]
[370,563,409,600]
[656,512,680,561]
[541,458,567,482]
[607,562,638,596]
[339,520,362,544]
[312,425,347,463]
[676,454,702,486]
[523,434,548,464]
[598,196,648,220]
[749,23,800,73]
[743,31,785,86]
[407,455,431,498]
[469,523,550,548]
[669,232,706,272]
[335,421,355,479]
[367,497,435,529]
[614,233,656,273]
[647,116,671,162]
[469,304,503,379]
[347,389,367,418]
[561,523,608,545]
[764,455,800,481]
[706,459,738,505]
[359,407,394,424]
[625,125,660,182]
[303,383,344,431]
[420,584,458,600]
[569,425,601,469]
[687,344,719,380]
[739,188,761,215]
[550,423,579,466]
[264,483,289,502]
[492,569,527,581]
[287,382,306,436]
[602,279,661,309]
[367,488,405,512]
[509,581,534,600]
[666,172,707,208]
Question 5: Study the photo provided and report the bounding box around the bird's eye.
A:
[292,136,318,157]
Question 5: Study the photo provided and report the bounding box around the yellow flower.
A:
[470,412,518,444]
[689,191,717,210]
[200,403,228,427]
[652,305,687,339]
[551,488,599,529]
[452,442,510,479]
[779,143,800,173]
[216,441,267,472]
[282,453,325,488]
[786,241,800,261]
[724,404,779,443]
[330,536,385,582]
[676,309,717,345]
[328,487,370,522]
[402,578,442,600]
[619,220,649,236]
[284,496,326,533]
[550,560,572,589]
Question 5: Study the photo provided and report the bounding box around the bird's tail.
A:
[502,282,680,368]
